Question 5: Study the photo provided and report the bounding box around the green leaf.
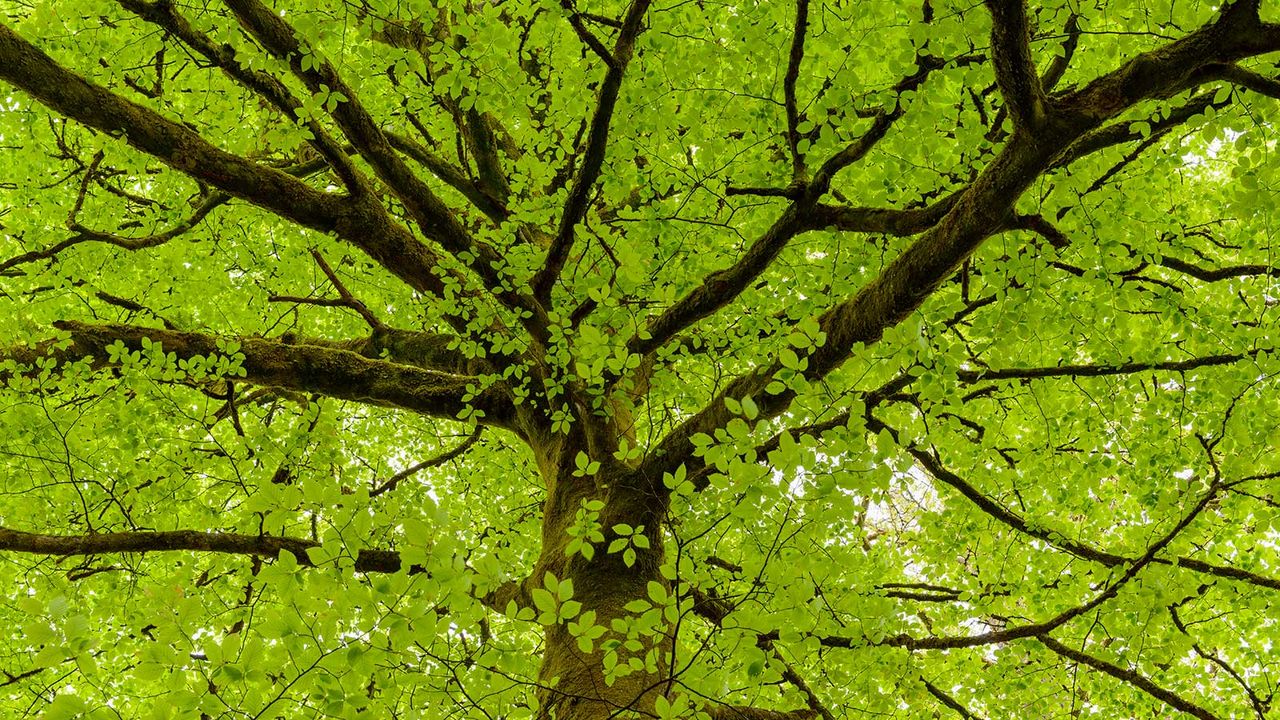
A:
[531,588,556,614]
[646,581,668,605]
[559,600,582,620]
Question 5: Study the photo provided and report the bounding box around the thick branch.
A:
[1055,91,1219,170]
[1054,6,1279,127]
[1213,63,1280,98]
[0,526,406,574]
[1156,254,1280,282]
[287,326,486,377]
[802,191,962,236]
[984,0,1047,128]
[0,23,342,236]
[560,0,615,66]
[6,321,516,426]
[117,0,362,189]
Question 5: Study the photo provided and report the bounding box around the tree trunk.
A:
[532,451,670,720]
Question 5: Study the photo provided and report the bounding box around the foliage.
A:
[1,0,1280,718]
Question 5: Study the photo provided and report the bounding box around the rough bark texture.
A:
[525,441,671,718]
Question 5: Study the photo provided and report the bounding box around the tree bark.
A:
[533,452,670,720]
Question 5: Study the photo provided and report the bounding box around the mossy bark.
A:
[531,446,671,720]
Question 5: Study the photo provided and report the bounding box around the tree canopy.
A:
[2,0,1280,718]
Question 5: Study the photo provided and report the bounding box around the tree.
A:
[2,0,1280,717]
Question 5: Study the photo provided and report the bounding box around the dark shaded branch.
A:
[0,23,342,236]
[267,295,351,309]
[808,110,896,194]
[775,658,832,720]
[882,587,963,602]
[955,349,1263,383]
[810,52,974,194]
[1055,91,1219,170]
[783,0,810,180]
[621,205,803,366]
[1036,635,1224,720]
[725,186,802,199]
[984,0,1048,128]
[0,522,523,613]
[1040,13,1081,91]
[532,0,652,303]
[0,665,46,688]
[336,329,482,376]
[802,191,962,236]
[1012,212,1280,284]
[270,249,387,330]
[1008,212,1070,248]
[463,108,514,207]
[579,11,622,29]
[5,321,516,426]
[0,526,406,574]
[1053,3,1278,126]
[370,427,483,498]
[560,0,615,66]
[386,130,509,223]
[1156,254,1280,282]
[923,679,987,720]
[1213,63,1280,98]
